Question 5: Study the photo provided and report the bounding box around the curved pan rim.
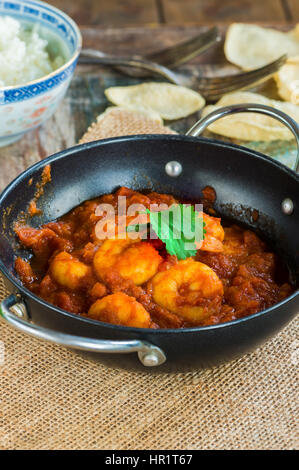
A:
[0,134,298,335]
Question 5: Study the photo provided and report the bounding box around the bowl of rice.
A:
[0,0,82,147]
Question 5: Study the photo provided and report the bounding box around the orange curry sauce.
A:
[14,187,293,329]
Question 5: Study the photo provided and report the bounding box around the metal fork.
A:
[79,26,220,75]
[134,26,220,70]
[79,51,183,85]
[79,52,287,102]
[190,55,287,101]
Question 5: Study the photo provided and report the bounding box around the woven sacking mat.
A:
[0,109,298,450]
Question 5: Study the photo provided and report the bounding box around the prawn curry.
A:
[14,187,293,329]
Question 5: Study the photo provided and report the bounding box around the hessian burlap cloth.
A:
[0,108,298,450]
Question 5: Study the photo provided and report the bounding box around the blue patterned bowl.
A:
[0,0,82,147]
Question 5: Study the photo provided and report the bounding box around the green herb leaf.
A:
[147,204,206,260]
[126,204,206,259]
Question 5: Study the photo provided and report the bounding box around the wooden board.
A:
[46,0,296,25]
[48,0,160,26]
[162,0,287,23]
[286,0,299,21]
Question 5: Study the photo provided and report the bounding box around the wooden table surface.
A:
[48,0,298,25]
[0,1,297,191]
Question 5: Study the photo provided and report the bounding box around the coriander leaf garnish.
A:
[127,204,206,260]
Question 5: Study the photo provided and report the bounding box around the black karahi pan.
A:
[0,104,298,372]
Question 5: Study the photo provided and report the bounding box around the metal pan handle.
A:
[186,103,299,173]
[0,294,166,367]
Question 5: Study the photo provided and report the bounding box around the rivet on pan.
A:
[141,352,160,367]
[281,198,294,215]
[165,161,182,177]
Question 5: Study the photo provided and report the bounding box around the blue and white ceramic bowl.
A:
[0,0,82,147]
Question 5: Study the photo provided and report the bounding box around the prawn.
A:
[196,212,224,253]
[50,251,91,290]
[88,292,152,328]
[93,238,162,285]
[151,259,223,323]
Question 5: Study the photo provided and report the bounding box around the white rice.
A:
[0,16,64,87]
